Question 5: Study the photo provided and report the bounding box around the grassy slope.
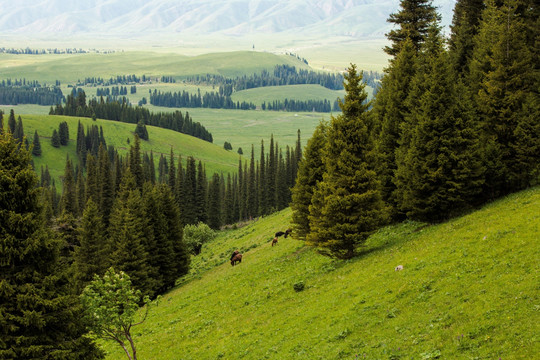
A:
[21,115,240,185]
[102,187,540,359]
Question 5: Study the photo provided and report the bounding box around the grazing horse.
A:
[231,253,243,266]
[275,228,292,238]
[271,237,278,246]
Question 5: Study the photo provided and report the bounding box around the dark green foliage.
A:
[307,65,388,258]
[7,109,16,133]
[134,120,149,141]
[196,161,207,223]
[56,90,213,142]
[395,41,485,222]
[207,173,222,230]
[61,156,78,216]
[0,131,103,359]
[291,121,328,240]
[237,147,243,155]
[168,148,176,192]
[448,0,485,77]
[374,39,416,218]
[51,128,61,147]
[73,198,110,292]
[129,135,144,190]
[59,120,69,146]
[32,130,41,156]
[224,141,232,150]
[98,144,115,227]
[108,171,154,298]
[384,0,440,57]
[182,156,198,225]
[470,0,539,198]
[13,116,24,144]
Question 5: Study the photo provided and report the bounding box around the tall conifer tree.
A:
[32,130,41,156]
[0,131,102,359]
[307,65,388,258]
[291,121,328,241]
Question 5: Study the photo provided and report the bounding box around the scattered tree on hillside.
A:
[32,130,42,156]
[51,128,61,147]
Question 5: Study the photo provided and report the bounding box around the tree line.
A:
[149,88,256,110]
[263,98,336,112]
[187,65,382,93]
[0,79,64,105]
[96,85,136,96]
[291,0,538,259]
[77,74,151,86]
[50,88,214,142]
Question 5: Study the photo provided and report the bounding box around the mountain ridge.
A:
[0,0,454,39]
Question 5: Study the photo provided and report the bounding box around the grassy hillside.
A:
[0,51,309,83]
[101,187,540,359]
[20,115,241,185]
[231,84,345,105]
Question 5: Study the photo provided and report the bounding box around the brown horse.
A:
[231,253,243,266]
[271,237,278,246]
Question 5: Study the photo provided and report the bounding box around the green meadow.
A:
[231,84,346,105]
[0,51,310,83]
[100,186,540,359]
[20,115,241,185]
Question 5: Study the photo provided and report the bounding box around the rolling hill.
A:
[100,187,540,359]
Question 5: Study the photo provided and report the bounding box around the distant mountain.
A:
[0,0,455,39]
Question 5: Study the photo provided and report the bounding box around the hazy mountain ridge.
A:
[0,0,454,39]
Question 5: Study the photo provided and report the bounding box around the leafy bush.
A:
[183,222,217,255]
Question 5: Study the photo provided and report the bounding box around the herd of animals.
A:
[230,228,292,266]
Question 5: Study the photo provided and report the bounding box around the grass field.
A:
[0,51,310,84]
[20,114,241,185]
[100,186,540,359]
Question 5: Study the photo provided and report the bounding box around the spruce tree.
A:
[129,135,144,190]
[32,130,42,156]
[108,171,153,297]
[291,121,328,241]
[374,38,417,218]
[98,144,115,227]
[207,172,222,230]
[384,0,440,57]
[183,156,198,225]
[307,65,388,259]
[168,148,176,192]
[59,121,69,146]
[195,161,207,223]
[470,0,539,197]
[61,156,78,216]
[448,0,485,77]
[13,116,24,144]
[51,128,61,147]
[395,37,485,222]
[85,153,99,206]
[0,131,102,359]
[73,198,110,292]
[157,184,189,289]
[8,109,16,134]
